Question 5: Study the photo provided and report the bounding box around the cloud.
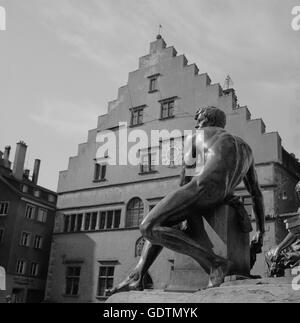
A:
[30,99,99,136]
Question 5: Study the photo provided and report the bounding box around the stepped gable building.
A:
[45,36,300,302]
[0,142,57,303]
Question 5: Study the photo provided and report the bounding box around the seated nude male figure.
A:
[109,106,265,295]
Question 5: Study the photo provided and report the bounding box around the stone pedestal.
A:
[106,277,300,303]
[284,214,300,235]
[166,204,250,291]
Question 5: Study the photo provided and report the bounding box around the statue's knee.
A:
[140,221,153,241]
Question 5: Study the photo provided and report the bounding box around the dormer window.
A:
[48,194,55,203]
[130,106,145,127]
[22,185,28,193]
[148,74,160,93]
[34,190,41,198]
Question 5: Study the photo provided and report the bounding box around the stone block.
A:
[166,204,250,291]
[284,214,300,230]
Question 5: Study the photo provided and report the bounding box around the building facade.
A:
[0,142,57,303]
[45,36,300,303]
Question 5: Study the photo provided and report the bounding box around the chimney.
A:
[23,169,30,180]
[3,146,11,167]
[13,141,27,180]
[32,159,41,185]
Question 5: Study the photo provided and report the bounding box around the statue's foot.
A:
[206,260,231,289]
[106,271,143,297]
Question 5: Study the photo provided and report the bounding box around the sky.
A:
[0,0,299,191]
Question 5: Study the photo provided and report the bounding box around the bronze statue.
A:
[108,106,265,295]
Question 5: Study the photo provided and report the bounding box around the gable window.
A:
[37,208,47,223]
[16,260,26,275]
[33,235,43,249]
[126,198,144,228]
[65,266,81,296]
[20,232,31,247]
[0,202,9,216]
[25,204,35,220]
[140,150,158,174]
[148,74,160,93]
[97,266,115,297]
[99,210,121,230]
[94,163,107,182]
[130,106,145,127]
[0,228,4,243]
[160,98,176,119]
[30,263,39,277]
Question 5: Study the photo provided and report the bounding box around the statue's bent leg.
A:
[140,181,229,286]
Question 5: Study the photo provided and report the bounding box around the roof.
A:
[0,172,57,209]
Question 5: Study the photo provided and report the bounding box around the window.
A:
[160,98,175,119]
[22,185,28,193]
[94,163,107,181]
[70,214,76,232]
[0,202,9,216]
[25,204,35,220]
[37,208,47,223]
[65,266,81,296]
[148,74,159,93]
[130,107,144,126]
[63,214,79,233]
[16,260,26,275]
[33,235,43,249]
[20,232,31,247]
[99,210,121,230]
[84,213,91,231]
[169,138,175,167]
[63,215,70,233]
[91,212,98,230]
[30,263,39,277]
[126,198,144,228]
[76,214,83,232]
[0,228,4,243]
[140,150,157,174]
[97,266,115,297]
[48,194,55,203]
[33,190,41,198]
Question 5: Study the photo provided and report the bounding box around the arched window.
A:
[126,198,144,228]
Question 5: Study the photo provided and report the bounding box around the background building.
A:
[45,36,300,303]
[0,142,57,303]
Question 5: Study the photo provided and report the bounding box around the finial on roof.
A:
[156,24,163,40]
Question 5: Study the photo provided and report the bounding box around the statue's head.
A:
[195,106,226,129]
